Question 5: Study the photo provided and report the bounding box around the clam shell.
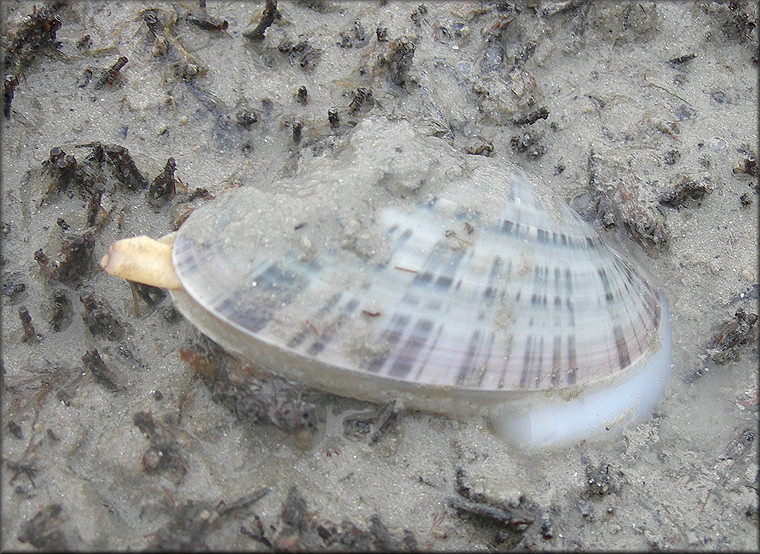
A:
[169,117,672,448]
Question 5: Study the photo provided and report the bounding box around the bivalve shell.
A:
[105,117,673,449]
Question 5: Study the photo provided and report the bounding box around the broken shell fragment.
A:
[101,117,673,449]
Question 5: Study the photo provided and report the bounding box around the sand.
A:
[2,1,758,551]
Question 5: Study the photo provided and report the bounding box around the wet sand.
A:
[2,1,758,550]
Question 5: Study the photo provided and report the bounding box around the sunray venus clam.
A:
[101,117,673,449]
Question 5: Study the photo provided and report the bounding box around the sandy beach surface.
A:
[2,1,758,551]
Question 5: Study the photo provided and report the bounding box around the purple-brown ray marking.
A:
[535,335,546,388]
[520,336,533,389]
[618,267,651,361]
[566,334,577,385]
[596,264,632,369]
[399,224,471,310]
[306,297,360,356]
[455,329,482,385]
[552,335,562,386]
[413,323,444,382]
[476,330,496,387]
[519,334,545,389]
[597,267,615,304]
[286,292,341,348]
[388,318,434,378]
[552,267,561,295]
[552,295,563,326]
[435,247,467,291]
[225,262,309,332]
[566,298,575,326]
[365,313,411,373]
[173,236,200,272]
[175,237,309,334]
[501,219,515,235]
[483,256,502,301]
[497,334,515,389]
[612,324,631,369]
[600,257,664,369]
[373,227,412,271]
[389,227,413,253]
[531,264,550,308]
